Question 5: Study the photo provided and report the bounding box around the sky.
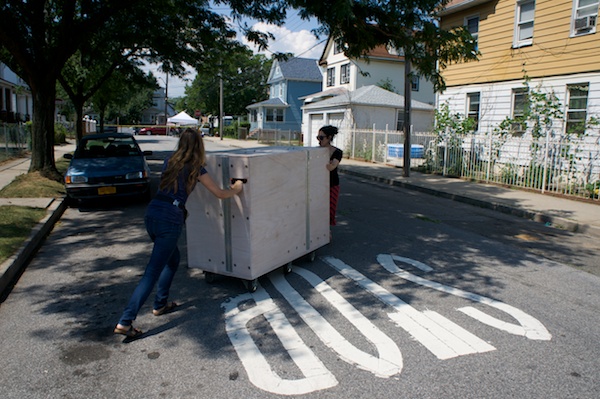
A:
[145,9,327,98]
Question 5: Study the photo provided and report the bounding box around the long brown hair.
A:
[159,128,206,194]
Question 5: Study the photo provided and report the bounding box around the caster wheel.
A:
[283,262,293,274]
[247,279,258,293]
[204,272,216,284]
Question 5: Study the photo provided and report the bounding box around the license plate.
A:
[98,186,117,195]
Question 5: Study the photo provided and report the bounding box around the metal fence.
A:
[1,122,29,159]
[252,129,302,146]
[339,127,600,202]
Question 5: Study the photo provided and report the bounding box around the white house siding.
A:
[438,72,600,179]
[353,59,436,106]
[437,72,600,136]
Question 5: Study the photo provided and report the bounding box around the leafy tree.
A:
[0,0,476,180]
[90,67,157,132]
[184,47,272,117]
[377,78,397,94]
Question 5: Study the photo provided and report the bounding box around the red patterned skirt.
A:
[329,185,340,226]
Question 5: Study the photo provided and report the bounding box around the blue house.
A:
[247,57,321,134]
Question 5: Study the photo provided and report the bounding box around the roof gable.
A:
[268,58,321,83]
[318,36,405,66]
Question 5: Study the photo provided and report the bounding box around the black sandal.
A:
[114,325,143,338]
[153,302,178,316]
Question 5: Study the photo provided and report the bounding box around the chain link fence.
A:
[1,122,29,161]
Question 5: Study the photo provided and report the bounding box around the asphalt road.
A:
[0,136,599,398]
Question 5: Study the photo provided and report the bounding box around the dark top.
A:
[145,157,207,225]
[330,147,343,187]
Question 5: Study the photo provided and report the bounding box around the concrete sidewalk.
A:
[1,137,600,298]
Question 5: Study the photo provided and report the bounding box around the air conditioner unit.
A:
[575,15,597,31]
[510,122,526,133]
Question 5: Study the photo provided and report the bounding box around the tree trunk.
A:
[29,81,61,181]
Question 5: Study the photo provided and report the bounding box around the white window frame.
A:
[340,63,350,84]
[411,75,420,91]
[266,108,284,123]
[465,15,479,51]
[571,0,599,36]
[396,109,405,131]
[513,0,535,48]
[467,92,481,132]
[511,88,529,134]
[566,83,589,134]
[327,67,335,87]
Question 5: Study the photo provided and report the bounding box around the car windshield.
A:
[75,137,141,159]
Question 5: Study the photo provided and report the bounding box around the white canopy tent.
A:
[167,111,199,126]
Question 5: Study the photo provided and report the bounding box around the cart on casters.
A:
[186,146,330,292]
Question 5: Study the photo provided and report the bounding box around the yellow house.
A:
[437,0,600,135]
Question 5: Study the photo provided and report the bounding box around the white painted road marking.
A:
[222,287,338,395]
[222,254,551,395]
[269,267,403,377]
[376,254,552,341]
[323,256,496,360]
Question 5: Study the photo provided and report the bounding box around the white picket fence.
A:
[337,127,600,202]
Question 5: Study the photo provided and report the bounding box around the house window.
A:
[266,108,284,122]
[327,67,335,87]
[514,0,535,47]
[466,15,479,51]
[278,82,284,98]
[572,0,598,35]
[396,109,405,131]
[566,83,589,134]
[340,64,350,84]
[512,88,529,118]
[467,92,480,131]
[511,88,528,133]
[249,109,257,123]
[334,41,344,54]
[411,75,420,91]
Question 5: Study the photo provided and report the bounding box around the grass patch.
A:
[0,205,47,264]
[0,157,69,198]
[0,155,70,264]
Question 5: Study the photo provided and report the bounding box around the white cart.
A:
[186,146,330,291]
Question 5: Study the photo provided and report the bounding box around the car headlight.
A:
[126,171,144,180]
[65,175,88,184]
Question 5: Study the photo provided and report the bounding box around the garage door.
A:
[327,113,344,128]
[309,114,324,147]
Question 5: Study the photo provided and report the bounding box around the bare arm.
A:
[326,158,340,172]
[198,173,243,199]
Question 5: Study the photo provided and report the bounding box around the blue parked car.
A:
[63,133,153,203]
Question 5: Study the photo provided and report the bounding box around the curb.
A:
[339,167,588,235]
[0,198,68,299]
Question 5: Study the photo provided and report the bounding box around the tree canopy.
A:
[0,0,476,179]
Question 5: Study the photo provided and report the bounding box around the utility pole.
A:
[403,59,412,177]
[219,65,224,140]
[164,72,169,126]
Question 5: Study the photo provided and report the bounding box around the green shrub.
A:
[54,123,68,144]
